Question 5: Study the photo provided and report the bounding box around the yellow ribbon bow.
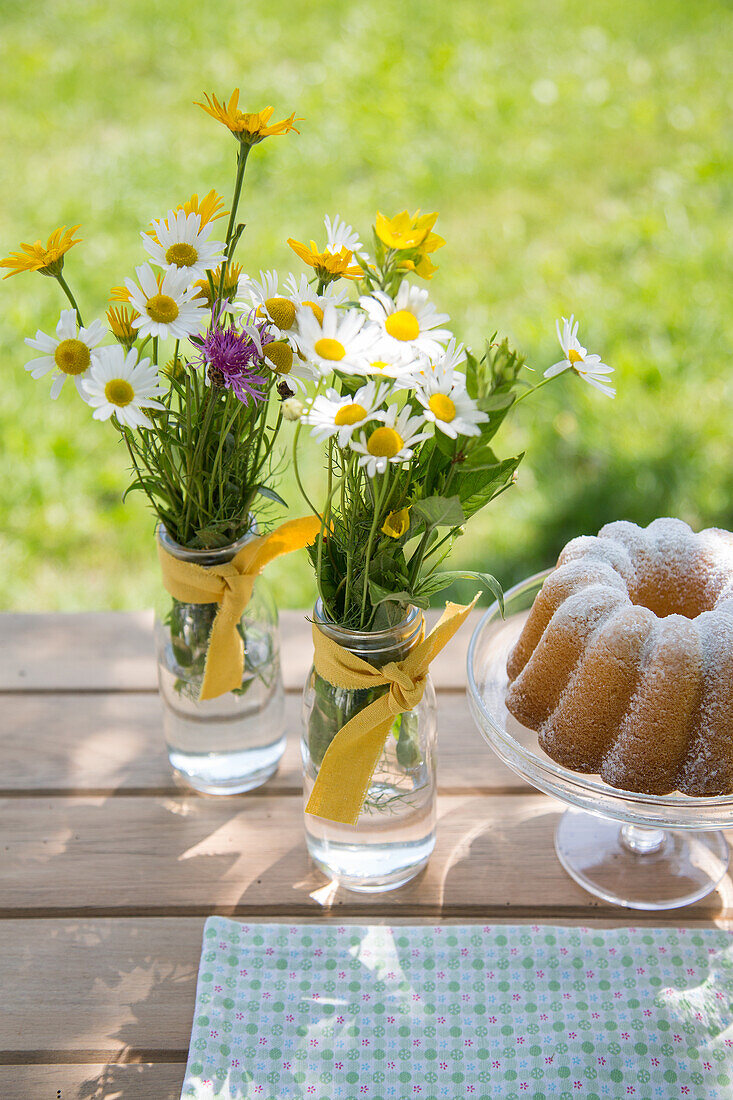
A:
[158,515,321,701]
[305,595,480,825]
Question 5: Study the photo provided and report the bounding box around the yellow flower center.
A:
[53,338,90,376]
[368,426,403,458]
[265,296,296,330]
[385,309,419,342]
[263,340,294,374]
[165,243,198,268]
[104,378,135,407]
[428,393,456,422]
[371,360,389,371]
[304,301,324,324]
[146,294,179,324]
[567,348,583,365]
[334,403,368,426]
[314,337,346,361]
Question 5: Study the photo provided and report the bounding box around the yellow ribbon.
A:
[305,595,480,825]
[158,515,321,701]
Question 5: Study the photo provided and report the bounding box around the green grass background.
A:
[0,0,731,611]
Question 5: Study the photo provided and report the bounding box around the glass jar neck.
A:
[158,516,258,567]
[313,600,423,664]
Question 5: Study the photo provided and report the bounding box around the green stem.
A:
[511,374,555,407]
[292,421,322,519]
[55,272,84,327]
[359,469,390,629]
[216,143,251,309]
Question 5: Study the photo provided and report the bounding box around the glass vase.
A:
[302,602,437,892]
[155,525,286,795]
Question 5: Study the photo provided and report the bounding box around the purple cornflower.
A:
[193,313,272,405]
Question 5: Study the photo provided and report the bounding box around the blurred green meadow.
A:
[0,0,731,611]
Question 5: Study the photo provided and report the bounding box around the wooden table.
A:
[2,610,731,1099]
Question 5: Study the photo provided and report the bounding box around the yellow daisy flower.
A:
[375,210,445,254]
[146,190,228,245]
[106,305,140,346]
[287,238,363,282]
[179,189,227,227]
[109,283,132,303]
[0,224,82,280]
[193,262,243,309]
[196,91,302,144]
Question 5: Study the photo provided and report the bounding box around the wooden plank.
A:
[3,913,732,1060]
[0,691,526,794]
[1,918,200,1055]
[0,1063,185,1100]
[0,609,484,692]
[1,794,731,917]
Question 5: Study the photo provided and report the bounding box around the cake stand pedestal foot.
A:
[554,809,730,910]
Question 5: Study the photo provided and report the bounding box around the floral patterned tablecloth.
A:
[181,918,733,1100]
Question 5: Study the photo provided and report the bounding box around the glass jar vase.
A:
[155,525,286,795]
[302,601,437,892]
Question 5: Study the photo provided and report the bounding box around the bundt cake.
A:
[505,518,733,796]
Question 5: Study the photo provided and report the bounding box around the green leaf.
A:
[464,348,480,400]
[256,484,287,507]
[415,569,505,614]
[478,392,515,412]
[368,580,415,610]
[411,494,466,530]
[457,454,523,519]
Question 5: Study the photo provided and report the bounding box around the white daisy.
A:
[125,263,209,341]
[293,303,379,377]
[544,314,615,398]
[284,272,349,321]
[360,282,452,358]
[24,309,107,399]
[143,210,225,281]
[235,269,282,317]
[324,214,362,255]
[350,405,430,476]
[411,337,468,388]
[82,346,164,429]
[415,371,488,439]
[342,340,422,385]
[302,381,391,447]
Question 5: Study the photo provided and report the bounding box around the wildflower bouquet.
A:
[271,208,614,835]
[2,91,326,792]
[284,211,615,634]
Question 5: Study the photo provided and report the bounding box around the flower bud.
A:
[282,397,304,421]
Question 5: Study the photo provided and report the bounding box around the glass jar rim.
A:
[313,598,423,651]
[158,515,258,564]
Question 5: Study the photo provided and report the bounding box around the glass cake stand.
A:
[466,569,733,910]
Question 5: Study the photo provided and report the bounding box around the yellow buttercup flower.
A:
[196,91,302,144]
[381,507,411,539]
[287,238,363,282]
[106,304,140,346]
[375,210,445,255]
[399,253,439,280]
[0,224,82,280]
